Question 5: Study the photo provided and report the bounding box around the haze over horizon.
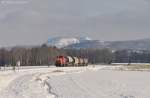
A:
[0,0,150,47]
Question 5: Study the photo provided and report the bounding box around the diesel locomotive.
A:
[55,55,88,67]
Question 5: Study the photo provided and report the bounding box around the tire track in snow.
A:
[0,74,47,98]
[45,77,58,98]
[0,66,107,98]
[35,73,59,98]
[33,68,90,98]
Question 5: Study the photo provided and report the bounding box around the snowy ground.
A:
[0,65,150,98]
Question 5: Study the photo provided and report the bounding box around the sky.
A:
[0,0,150,47]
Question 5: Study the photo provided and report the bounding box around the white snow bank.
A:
[0,71,17,92]
[47,69,150,98]
[0,66,107,98]
[2,65,149,98]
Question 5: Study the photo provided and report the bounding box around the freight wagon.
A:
[55,55,88,67]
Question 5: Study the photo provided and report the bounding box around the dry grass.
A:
[122,64,150,71]
[52,70,64,73]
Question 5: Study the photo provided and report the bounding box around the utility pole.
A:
[127,50,131,65]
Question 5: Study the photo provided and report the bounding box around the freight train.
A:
[55,55,88,67]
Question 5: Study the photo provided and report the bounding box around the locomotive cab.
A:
[55,56,66,67]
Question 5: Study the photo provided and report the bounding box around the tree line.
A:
[1,45,150,67]
[66,49,150,64]
[0,46,65,67]
[113,50,150,64]
[65,48,113,64]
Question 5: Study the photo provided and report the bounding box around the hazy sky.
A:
[0,0,150,46]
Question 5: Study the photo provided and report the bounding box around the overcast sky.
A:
[0,0,150,47]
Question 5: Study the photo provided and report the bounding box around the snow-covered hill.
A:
[45,37,150,50]
[46,37,92,48]
[65,38,150,50]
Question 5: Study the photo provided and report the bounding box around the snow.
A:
[54,38,80,48]
[0,71,17,92]
[46,37,92,48]
[47,37,80,48]
[0,65,150,98]
[48,70,150,98]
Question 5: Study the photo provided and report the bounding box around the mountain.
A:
[107,38,150,50]
[46,37,92,48]
[66,38,150,50]
[46,37,150,50]
[66,40,109,49]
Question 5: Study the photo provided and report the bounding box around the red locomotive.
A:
[55,55,88,67]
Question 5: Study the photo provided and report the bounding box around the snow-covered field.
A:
[0,65,150,98]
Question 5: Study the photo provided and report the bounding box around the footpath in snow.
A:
[0,65,150,98]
